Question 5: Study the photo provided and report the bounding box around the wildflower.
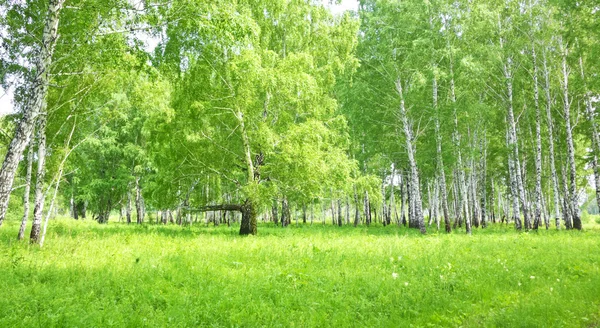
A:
[530,276,535,279]
[404,282,409,286]
[518,282,522,286]
[392,272,399,279]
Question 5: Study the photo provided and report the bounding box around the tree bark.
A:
[395,79,426,234]
[135,176,145,224]
[542,49,561,229]
[0,0,66,226]
[29,113,48,243]
[18,140,35,240]
[532,44,543,230]
[559,39,581,230]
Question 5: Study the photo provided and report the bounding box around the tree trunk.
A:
[29,113,48,243]
[400,173,406,226]
[480,134,488,228]
[381,172,388,226]
[559,39,581,230]
[578,56,600,221]
[235,200,256,235]
[542,48,561,229]
[272,198,279,226]
[18,141,35,240]
[0,0,66,226]
[353,185,360,227]
[135,176,145,224]
[281,197,289,227]
[395,79,426,234]
[530,45,543,230]
[364,190,371,226]
[126,184,132,224]
[337,199,342,226]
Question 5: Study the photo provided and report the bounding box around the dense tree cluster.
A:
[0,0,599,242]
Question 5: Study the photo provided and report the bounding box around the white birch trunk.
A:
[0,0,66,226]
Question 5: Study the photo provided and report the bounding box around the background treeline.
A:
[1,0,600,241]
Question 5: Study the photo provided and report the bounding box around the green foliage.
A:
[1,218,599,327]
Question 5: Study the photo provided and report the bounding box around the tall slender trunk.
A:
[504,58,525,230]
[433,72,451,233]
[0,0,66,226]
[396,79,426,234]
[559,39,581,230]
[29,113,48,243]
[542,49,561,229]
[449,58,470,234]
[532,44,543,230]
[18,140,35,240]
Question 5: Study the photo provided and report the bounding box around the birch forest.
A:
[1,0,600,326]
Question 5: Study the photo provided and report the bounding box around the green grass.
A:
[1,218,600,327]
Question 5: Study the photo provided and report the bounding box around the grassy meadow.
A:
[1,217,600,327]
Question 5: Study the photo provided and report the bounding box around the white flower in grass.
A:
[530,276,535,279]
[404,282,409,286]
[392,272,399,279]
[518,282,522,286]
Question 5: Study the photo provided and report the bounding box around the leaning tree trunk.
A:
[396,79,426,234]
[559,39,581,230]
[542,49,561,229]
[18,140,35,240]
[0,0,65,226]
[29,113,48,243]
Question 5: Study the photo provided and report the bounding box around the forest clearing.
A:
[2,0,600,326]
[1,218,600,327]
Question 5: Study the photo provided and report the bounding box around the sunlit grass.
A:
[1,218,599,327]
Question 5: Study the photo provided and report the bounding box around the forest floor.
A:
[1,218,600,327]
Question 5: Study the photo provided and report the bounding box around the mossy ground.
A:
[1,217,599,327]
